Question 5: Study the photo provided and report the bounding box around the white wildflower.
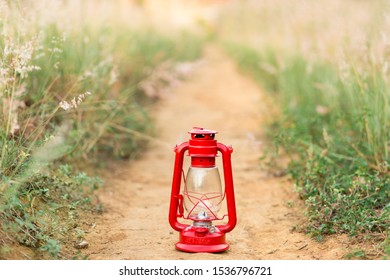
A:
[82,70,95,80]
[316,105,330,116]
[0,66,9,86]
[34,52,46,60]
[382,61,388,75]
[48,47,63,54]
[15,65,41,79]
[322,128,331,146]
[59,92,92,111]
[61,32,67,42]
[259,62,278,75]
[0,0,7,12]
[59,100,71,111]
[2,38,41,79]
[109,65,119,85]
[139,60,202,99]
[2,85,27,135]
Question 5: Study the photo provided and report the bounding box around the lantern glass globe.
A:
[183,166,224,220]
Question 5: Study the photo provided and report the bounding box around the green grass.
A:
[0,2,204,259]
[225,43,390,257]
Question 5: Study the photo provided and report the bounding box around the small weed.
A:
[40,239,61,258]
[286,201,295,208]
[382,235,390,259]
[344,250,367,260]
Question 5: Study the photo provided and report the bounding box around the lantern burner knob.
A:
[197,211,208,220]
[193,211,215,233]
[193,211,211,227]
[193,211,212,228]
[208,226,216,234]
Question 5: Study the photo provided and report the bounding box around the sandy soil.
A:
[84,47,359,260]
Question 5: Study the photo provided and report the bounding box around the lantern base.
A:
[176,226,229,253]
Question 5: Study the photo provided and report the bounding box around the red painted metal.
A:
[188,127,218,168]
[169,127,237,253]
[176,226,228,253]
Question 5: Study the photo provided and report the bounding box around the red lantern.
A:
[169,127,237,253]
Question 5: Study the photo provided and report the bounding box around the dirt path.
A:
[84,47,353,260]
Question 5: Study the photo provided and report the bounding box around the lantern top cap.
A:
[188,127,218,135]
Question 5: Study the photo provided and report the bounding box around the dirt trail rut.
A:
[85,47,352,260]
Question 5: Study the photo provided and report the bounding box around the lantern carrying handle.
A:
[169,142,190,231]
[216,143,237,233]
